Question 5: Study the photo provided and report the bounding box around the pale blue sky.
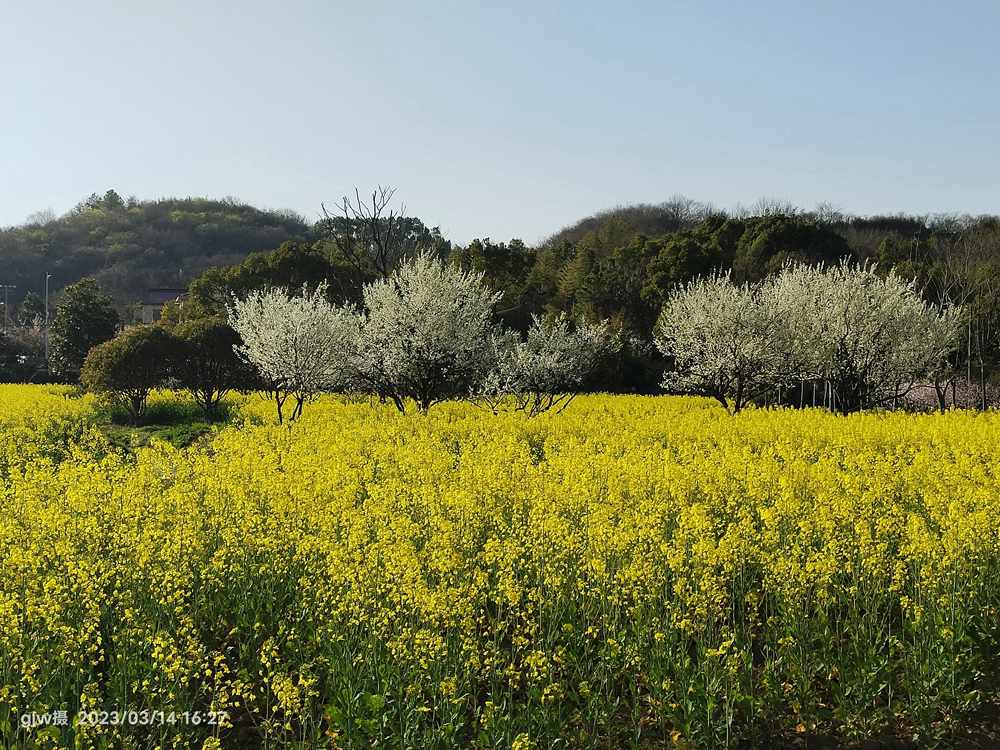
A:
[2,1,997,243]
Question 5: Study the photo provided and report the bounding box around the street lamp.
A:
[44,274,52,367]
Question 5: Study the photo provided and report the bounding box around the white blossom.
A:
[481,314,617,416]
[656,262,964,413]
[654,271,783,413]
[228,282,359,422]
[768,261,963,410]
[355,252,501,412]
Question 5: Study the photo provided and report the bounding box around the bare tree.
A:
[813,202,847,225]
[925,230,977,409]
[659,194,714,227]
[924,223,1000,410]
[732,197,801,219]
[322,185,416,280]
[23,208,56,226]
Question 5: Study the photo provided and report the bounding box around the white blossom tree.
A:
[656,262,964,414]
[654,271,783,413]
[355,252,500,412]
[768,261,963,412]
[228,282,360,422]
[479,314,618,416]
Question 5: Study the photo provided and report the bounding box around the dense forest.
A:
[4,190,1000,400]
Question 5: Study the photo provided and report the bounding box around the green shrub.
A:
[80,326,175,422]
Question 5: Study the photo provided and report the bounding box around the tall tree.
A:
[49,278,120,381]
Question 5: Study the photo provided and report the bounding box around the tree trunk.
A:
[291,394,305,421]
[979,358,987,411]
[933,379,946,413]
[273,390,288,424]
[714,392,730,413]
[130,392,146,424]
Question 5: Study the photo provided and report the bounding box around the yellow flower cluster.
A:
[1,388,998,747]
[0,385,96,481]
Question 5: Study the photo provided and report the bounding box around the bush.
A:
[80,325,175,422]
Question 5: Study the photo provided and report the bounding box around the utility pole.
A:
[0,285,15,333]
[44,274,52,367]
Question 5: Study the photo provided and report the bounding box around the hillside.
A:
[0,190,311,311]
[541,196,715,248]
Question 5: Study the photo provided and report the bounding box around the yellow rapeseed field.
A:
[0,385,94,483]
[1,387,999,748]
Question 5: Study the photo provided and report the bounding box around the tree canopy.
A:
[80,324,175,421]
[49,278,120,381]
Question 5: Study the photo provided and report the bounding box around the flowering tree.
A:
[657,262,964,414]
[479,314,617,416]
[654,271,782,413]
[768,261,963,412]
[228,283,359,422]
[355,252,500,412]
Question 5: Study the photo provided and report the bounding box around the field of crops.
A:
[2,386,999,748]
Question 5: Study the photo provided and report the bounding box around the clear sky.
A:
[2,1,998,243]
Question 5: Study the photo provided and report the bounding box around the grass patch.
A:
[100,420,220,450]
[96,391,240,449]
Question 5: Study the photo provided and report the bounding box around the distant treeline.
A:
[178,195,1000,395]
[5,190,1000,396]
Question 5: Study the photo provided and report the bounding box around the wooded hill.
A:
[0,190,310,311]
[6,190,1000,393]
[167,195,1000,394]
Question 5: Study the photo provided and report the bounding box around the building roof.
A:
[142,288,189,306]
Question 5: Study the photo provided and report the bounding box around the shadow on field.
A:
[765,698,1000,750]
[98,397,236,450]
